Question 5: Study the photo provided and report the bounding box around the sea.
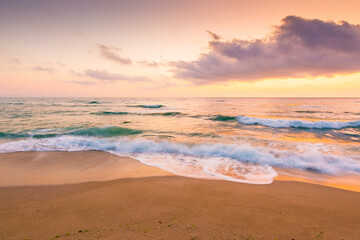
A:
[1,97,360,187]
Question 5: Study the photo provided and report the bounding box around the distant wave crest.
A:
[93,111,129,115]
[92,111,181,116]
[209,115,237,122]
[68,126,142,137]
[128,104,164,108]
[236,115,360,129]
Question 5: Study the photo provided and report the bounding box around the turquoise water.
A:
[1,97,360,184]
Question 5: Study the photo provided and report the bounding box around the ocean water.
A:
[1,97,360,185]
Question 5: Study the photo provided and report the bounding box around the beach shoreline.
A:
[0,151,360,239]
[1,151,359,192]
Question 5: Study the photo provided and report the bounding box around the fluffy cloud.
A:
[85,69,150,82]
[97,44,132,65]
[172,16,360,83]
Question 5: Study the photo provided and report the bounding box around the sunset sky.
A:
[1,0,360,97]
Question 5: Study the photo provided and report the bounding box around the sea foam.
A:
[0,136,359,184]
[237,115,360,129]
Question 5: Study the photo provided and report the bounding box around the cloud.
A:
[57,62,66,67]
[85,69,150,82]
[84,69,178,88]
[9,58,20,64]
[69,80,96,85]
[97,44,132,65]
[33,66,56,73]
[172,16,360,84]
[69,70,83,77]
[137,60,159,67]
[206,31,221,40]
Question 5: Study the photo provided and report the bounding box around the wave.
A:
[93,111,129,115]
[295,111,332,114]
[0,132,26,139]
[209,115,237,122]
[128,104,164,108]
[0,126,143,139]
[4,102,25,105]
[147,112,182,116]
[344,112,360,115]
[236,115,360,129]
[0,131,57,139]
[184,132,218,138]
[92,111,181,116]
[189,115,206,119]
[68,127,142,137]
[1,137,359,184]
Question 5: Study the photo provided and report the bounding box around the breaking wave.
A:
[1,136,359,184]
[0,127,143,139]
[237,115,360,129]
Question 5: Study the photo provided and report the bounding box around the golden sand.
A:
[0,151,359,240]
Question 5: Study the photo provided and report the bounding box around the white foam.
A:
[1,137,359,184]
[132,153,277,184]
[237,115,360,129]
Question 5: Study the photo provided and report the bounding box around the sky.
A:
[1,0,360,97]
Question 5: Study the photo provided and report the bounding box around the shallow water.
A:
[0,97,360,187]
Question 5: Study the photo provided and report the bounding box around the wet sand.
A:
[0,151,172,186]
[0,151,359,240]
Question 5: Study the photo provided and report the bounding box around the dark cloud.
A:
[97,44,132,65]
[85,69,150,82]
[33,66,56,73]
[172,16,360,84]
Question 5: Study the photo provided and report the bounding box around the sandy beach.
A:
[0,151,359,240]
[3,0,360,238]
